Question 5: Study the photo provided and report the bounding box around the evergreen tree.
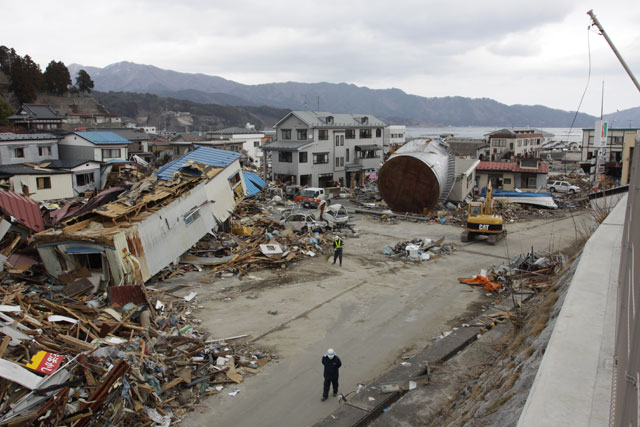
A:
[0,47,44,104]
[0,96,15,126]
[44,60,71,96]
[76,69,94,94]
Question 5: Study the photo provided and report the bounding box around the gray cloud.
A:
[1,0,639,115]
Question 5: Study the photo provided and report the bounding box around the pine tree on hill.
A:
[76,69,95,94]
[44,60,71,96]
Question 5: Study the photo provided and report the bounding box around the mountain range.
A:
[68,61,640,128]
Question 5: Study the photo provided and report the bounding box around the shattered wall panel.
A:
[136,185,221,280]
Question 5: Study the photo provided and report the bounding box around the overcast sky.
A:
[3,0,639,117]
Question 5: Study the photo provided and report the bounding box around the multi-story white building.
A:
[208,126,265,168]
[383,125,406,154]
[263,111,385,187]
[485,128,545,160]
[580,127,638,185]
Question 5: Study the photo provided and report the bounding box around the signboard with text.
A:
[26,351,64,375]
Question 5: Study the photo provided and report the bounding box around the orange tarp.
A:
[459,275,501,291]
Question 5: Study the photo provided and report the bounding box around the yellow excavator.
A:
[460,182,506,245]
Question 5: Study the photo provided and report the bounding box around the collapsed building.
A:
[33,146,247,289]
[378,139,455,213]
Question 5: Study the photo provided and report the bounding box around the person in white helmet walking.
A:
[321,348,342,401]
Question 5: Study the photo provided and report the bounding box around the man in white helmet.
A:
[321,348,342,401]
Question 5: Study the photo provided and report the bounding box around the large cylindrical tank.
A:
[378,139,453,213]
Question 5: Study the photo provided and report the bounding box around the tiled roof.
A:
[0,189,45,232]
[211,127,264,135]
[275,111,386,128]
[242,171,267,197]
[74,131,131,145]
[8,104,65,120]
[0,164,70,176]
[0,133,60,141]
[477,161,548,174]
[156,145,241,180]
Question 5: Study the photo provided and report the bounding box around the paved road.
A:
[184,212,589,427]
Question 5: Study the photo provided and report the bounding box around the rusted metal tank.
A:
[378,139,454,213]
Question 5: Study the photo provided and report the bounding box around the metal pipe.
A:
[587,9,640,94]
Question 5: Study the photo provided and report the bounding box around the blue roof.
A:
[156,145,241,180]
[75,131,131,145]
[242,171,267,197]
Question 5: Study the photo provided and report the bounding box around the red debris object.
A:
[0,189,45,232]
[459,275,501,291]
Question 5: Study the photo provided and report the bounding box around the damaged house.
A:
[33,146,246,290]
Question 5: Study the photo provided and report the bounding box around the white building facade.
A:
[264,111,385,187]
[383,125,406,154]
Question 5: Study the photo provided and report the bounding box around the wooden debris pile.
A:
[157,200,333,280]
[460,248,564,293]
[0,275,272,425]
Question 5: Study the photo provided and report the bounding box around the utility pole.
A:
[587,10,640,94]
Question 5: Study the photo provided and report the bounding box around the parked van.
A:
[295,187,328,208]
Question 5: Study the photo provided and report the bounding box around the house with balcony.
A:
[263,111,385,188]
[0,133,60,166]
[485,128,545,160]
[58,131,130,163]
[580,127,638,185]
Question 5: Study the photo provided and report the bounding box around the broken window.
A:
[76,172,95,186]
[184,208,201,225]
[38,145,52,156]
[229,172,241,186]
[37,176,52,190]
[74,253,103,271]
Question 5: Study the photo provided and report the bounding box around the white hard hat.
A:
[327,348,335,358]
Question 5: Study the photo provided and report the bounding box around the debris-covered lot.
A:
[0,152,598,426]
[181,211,591,427]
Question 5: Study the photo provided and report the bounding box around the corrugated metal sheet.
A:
[0,189,44,232]
[242,171,267,197]
[75,131,131,145]
[156,145,241,180]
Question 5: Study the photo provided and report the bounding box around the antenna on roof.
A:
[317,96,320,111]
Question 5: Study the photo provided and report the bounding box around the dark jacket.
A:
[322,354,342,378]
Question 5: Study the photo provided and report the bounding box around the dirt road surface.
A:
[182,211,589,427]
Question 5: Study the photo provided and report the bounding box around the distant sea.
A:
[406,126,583,143]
